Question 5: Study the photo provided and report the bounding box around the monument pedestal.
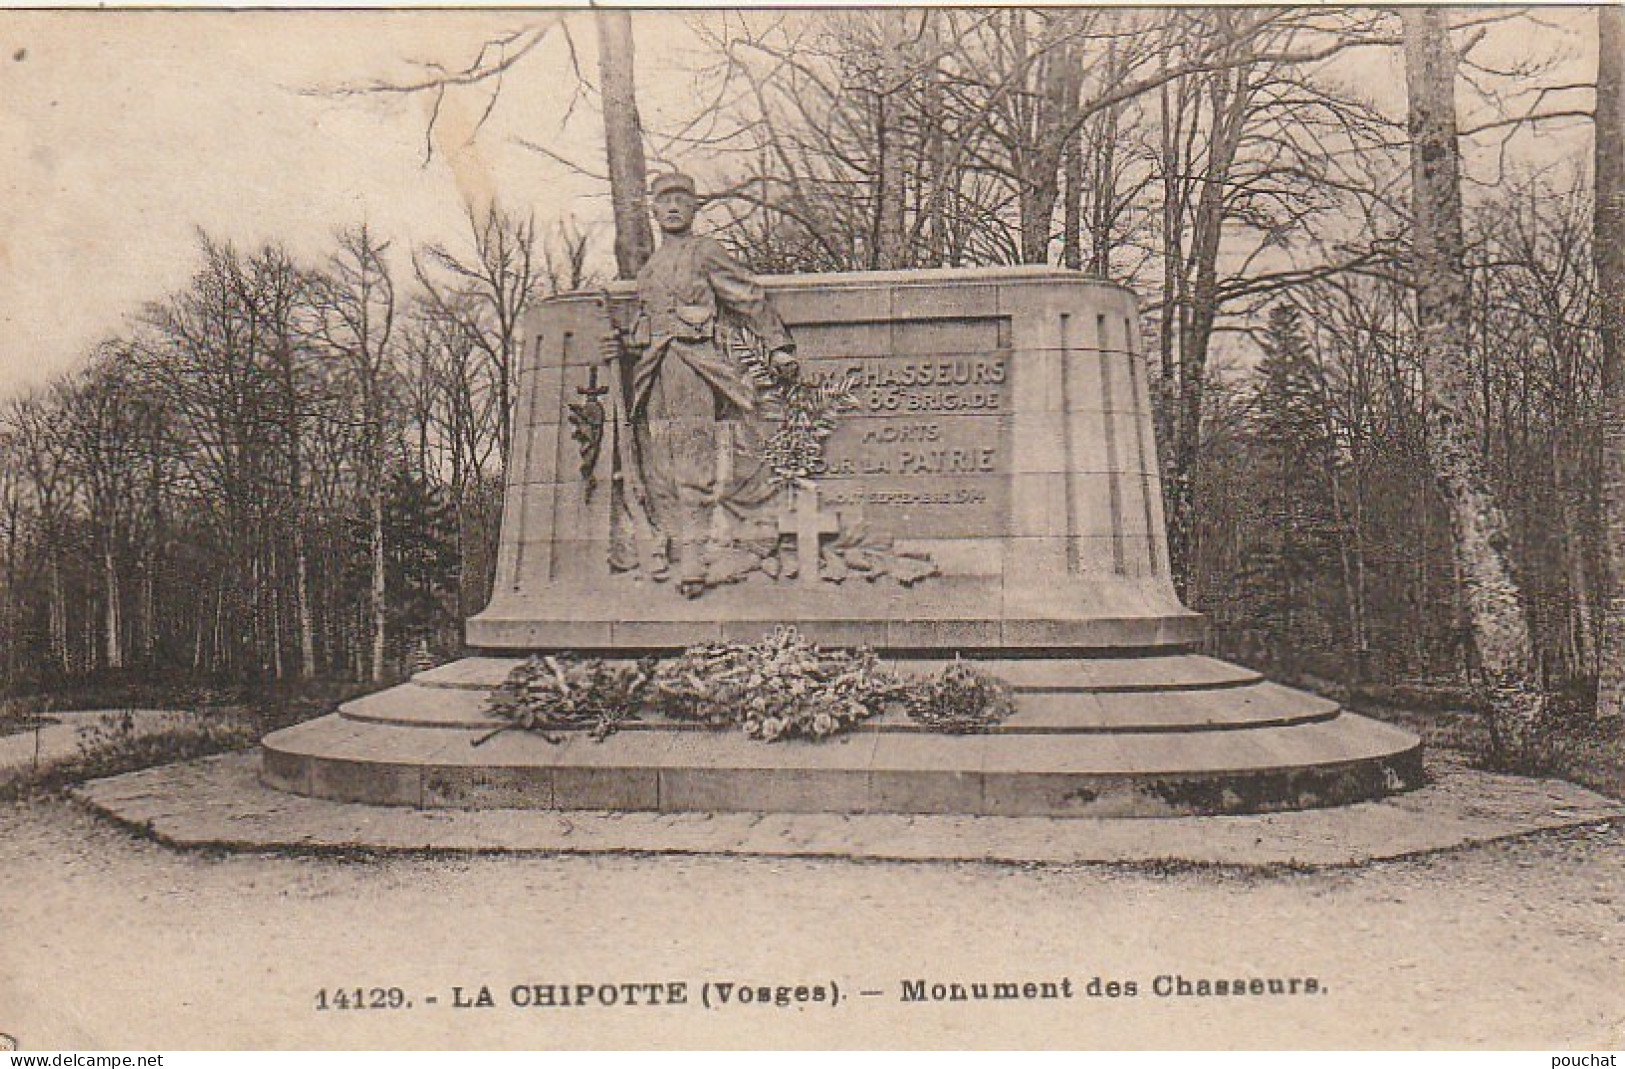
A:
[261,267,1422,817]
[463,576,1202,651]
[262,654,1421,817]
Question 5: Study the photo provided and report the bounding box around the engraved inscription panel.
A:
[797,318,1012,539]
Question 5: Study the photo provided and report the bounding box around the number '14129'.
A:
[316,987,409,1010]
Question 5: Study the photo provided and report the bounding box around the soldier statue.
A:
[602,171,799,598]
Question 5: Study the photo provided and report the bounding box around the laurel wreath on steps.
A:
[479,628,1013,745]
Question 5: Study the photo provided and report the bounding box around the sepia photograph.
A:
[0,3,1622,1051]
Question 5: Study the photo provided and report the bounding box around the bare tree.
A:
[58,350,158,672]
[1402,6,1543,754]
[541,217,595,295]
[415,201,542,467]
[313,225,399,683]
[227,244,325,678]
[1468,177,1600,682]
[597,9,655,278]
[1144,9,1402,596]
[0,430,28,684]
[313,14,642,285]
[1597,6,1625,718]
[397,293,502,620]
[140,234,287,675]
[4,392,74,673]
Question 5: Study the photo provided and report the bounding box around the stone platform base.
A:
[260,655,1423,818]
[75,750,1625,866]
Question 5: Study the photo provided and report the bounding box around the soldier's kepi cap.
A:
[649,171,697,198]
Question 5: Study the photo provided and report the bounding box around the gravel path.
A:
[2,798,1622,1050]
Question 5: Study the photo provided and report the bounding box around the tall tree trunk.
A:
[1087,43,1121,278]
[370,432,387,685]
[268,543,284,680]
[1155,76,1186,592]
[597,9,654,279]
[874,91,907,268]
[250,548,264,677]
[1088,123,1117,277]
[1402,7,1543,754]
[282,381,316,679]
[1,505,17,685]
[48,547,67,674]
[194,594,205,672]
[212,581,226,675]
[142,545,156,666]
[1165,65,1248,601]
[1323,442,1364,680]
[922,16,949,268]
[1553,442,1596,675]
[102,537,122,670]
[1018,27,1081,264]
[873,11,909,270]
[1060,29,1087,273]
[2,527,12,686]
[1062,128,1084,271]
[1596,7,1625,717]
[1350,449,1372,681]
[296,531,316,679]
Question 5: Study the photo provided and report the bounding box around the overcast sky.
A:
[0,9,673,400]
[0,7,1598,403]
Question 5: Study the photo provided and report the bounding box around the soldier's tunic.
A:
[621,232,793,583]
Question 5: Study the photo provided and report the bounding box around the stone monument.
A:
[262,233,1422,816]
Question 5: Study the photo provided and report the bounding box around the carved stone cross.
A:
[778,480,841,588]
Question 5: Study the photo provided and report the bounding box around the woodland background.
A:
[1,8,1619,765]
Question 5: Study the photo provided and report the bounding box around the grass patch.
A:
[1348,684,1625,801]
[0,672,377,801]
[0,709,260,801]
[0,713,57,739]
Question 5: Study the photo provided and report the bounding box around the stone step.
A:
[262,700,1421,818]
[412,654,1262,693]
[340,675,1333,733]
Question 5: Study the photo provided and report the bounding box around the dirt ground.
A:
[1,797,1622,1050]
